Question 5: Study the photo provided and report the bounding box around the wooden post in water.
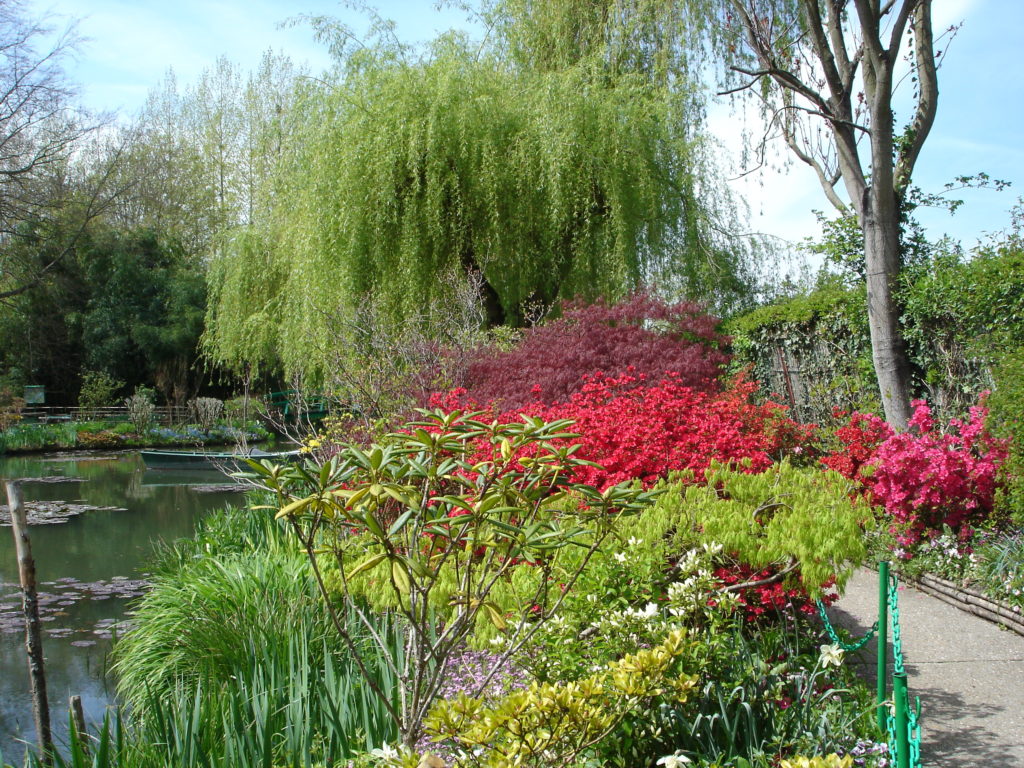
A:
[7,480,53,764]
[70,695,89,755]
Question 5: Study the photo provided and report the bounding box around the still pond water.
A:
[0,451,243,760]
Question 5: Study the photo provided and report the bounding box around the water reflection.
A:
[0,452,241,759]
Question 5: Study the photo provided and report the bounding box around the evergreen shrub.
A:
[987,347,1024,526]
[824,398,1007,550]
[433,372,815,490]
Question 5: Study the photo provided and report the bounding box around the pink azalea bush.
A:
[823,398,1008,550]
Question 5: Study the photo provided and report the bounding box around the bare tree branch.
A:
[893,1,937,194]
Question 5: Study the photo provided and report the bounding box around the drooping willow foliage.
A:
[205,30,756,381]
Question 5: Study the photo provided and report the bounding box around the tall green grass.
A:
[0,422,79,453]
[6,505,404,768]
[10,628,403,767]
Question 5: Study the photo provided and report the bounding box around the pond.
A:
[0,451,244,761]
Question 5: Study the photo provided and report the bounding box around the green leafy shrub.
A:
[223,395,256,426]
[654,461,870,598]
[0,387,24,431]
[988,347,1024,526]
[522,461,868,683]
[511,462,875,767]
[246,409,657,748]
[78,370,124,416]
[423,629,698,768]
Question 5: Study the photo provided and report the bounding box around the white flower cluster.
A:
[586,542,736,640]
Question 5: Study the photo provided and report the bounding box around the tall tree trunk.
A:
[862,185,913,430]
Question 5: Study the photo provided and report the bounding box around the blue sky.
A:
[35,0,1024,252]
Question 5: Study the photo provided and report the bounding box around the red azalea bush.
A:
[823,398,1008,550]
[820,408,893,479]
[432,372,814,490]
[461,293,730,411]
[712,564,837,623]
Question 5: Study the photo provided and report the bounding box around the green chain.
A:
[884,567,921,768]
[888,572,905,676]
[885,704,897,761]
[909,697,922,768]
[816,599,878,651]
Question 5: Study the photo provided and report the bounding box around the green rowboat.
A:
[139,448,300,471]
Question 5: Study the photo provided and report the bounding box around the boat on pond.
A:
[139,448,300,471]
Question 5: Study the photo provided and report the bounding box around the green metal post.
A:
[894,672,910,768]
[877,560,890,731]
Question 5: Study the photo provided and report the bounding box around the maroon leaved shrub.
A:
[462,293,730,410]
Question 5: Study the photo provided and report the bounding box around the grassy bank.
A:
[0,420,270,455]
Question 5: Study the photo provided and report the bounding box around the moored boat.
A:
[139,448,299,471]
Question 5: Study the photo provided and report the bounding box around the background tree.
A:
[78,228,206,404]
[103,52,302,259]
[205,33,755,382]
[0,216,88,398]
[702,0,942,428]
[0,0,117,303]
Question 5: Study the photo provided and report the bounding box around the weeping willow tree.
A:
[205,30,754,381]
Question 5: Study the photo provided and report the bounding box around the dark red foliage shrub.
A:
[462,293,730,411]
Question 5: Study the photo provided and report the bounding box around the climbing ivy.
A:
[727,280,877,424]
[731,242,1024,424]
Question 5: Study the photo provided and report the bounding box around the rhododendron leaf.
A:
[488,519,522,535]
[344,487,370,508]
[368,447,384,470]
[362,511,385,538]
[388,506,416,536]
[409,428,434,446]
[346,552,388,580]
[345,446,370,467]
[381,486,415,507]
[489,506,525,517]
[275,495,314,519]
[439,496,474,513]
[391,559,411,593]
